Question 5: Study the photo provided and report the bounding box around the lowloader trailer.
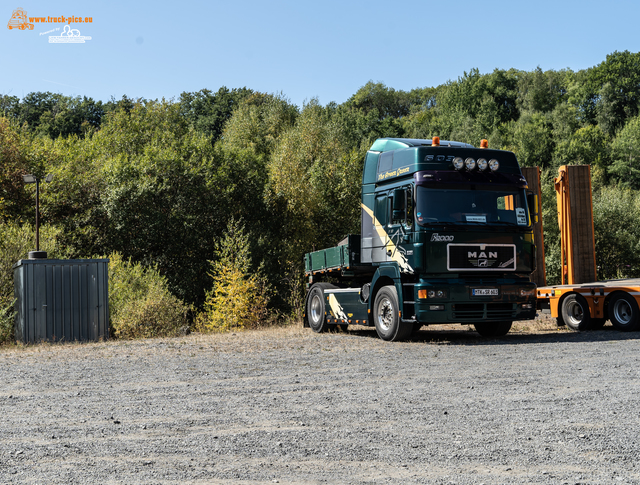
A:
[535,165,640,332]
[303,137,538,341]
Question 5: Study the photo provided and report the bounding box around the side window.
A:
[391,186,414,227]
[378,152,393,173]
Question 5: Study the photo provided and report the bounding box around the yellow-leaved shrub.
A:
[196,219,270,332]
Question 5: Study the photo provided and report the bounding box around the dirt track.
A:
[1,320,640,484]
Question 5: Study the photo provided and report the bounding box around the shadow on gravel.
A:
[345,325,640,346]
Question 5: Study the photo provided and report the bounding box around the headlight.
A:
[489,159,499,171]
[420,289,448,299]
[452,157,464,170]
[465,158,476,170]
[477,158,488,171]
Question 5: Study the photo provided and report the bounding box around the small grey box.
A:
[13,259,109,343]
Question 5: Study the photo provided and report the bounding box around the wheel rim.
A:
[566,300,585,326]
[376,296,394,332]
[310,294,324,325]
[613,299,633,325]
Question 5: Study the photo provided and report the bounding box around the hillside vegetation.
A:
[2,51,640,340]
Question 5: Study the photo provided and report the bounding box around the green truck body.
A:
[303,137,537,340]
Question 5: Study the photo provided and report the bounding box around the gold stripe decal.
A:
[361,203,414,274]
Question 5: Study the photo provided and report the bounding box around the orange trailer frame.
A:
[535,165,640,331]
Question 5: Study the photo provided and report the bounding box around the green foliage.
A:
[197,220,270,332]
[179,87,253,142]
[108,252,190,339]
[593,187,640,279]
[0,117,32,221]
[609,115,640,189]
[221,92,298,160]
[1,92,105,139]
[265,100,365,310]
[0,298,14,346]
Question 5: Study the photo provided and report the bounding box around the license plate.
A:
[472,288,499,296]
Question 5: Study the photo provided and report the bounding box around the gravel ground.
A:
[1,318,640,484]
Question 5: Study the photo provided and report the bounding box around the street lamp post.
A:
[22,173,53,259]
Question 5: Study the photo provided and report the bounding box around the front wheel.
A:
[373,285,412,341]
[561,294,591,331]
[474,321,512,337]
[608,292,640,332]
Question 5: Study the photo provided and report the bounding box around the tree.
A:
[609,115,640,189]
[179,86,253,142]
[196,219,270,332]
[576,51,640,130]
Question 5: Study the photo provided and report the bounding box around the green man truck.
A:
[303,137,537,341]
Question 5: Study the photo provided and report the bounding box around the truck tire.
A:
[306,284,331,333]
[474,321,512,337]
[608,292,640,332]
[561,294,591,331]
[373,285,412,341]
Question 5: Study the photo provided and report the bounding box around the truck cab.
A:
[304,137,537,340]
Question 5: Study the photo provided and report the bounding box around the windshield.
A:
[416,184,530,227]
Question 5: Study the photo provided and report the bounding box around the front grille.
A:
[448,244,516,271]
[453,303,516,320]
[452,304,484,320]
[487,303,515,319]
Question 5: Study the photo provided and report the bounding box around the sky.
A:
[2,0,640,108]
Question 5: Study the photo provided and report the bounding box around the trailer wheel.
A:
[561,294,591,331]
[608,292,640,332]
[373,285,412,341]
[307,284,330,333]
[474,321,512,337]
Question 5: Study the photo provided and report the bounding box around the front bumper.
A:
[413,280,536,324]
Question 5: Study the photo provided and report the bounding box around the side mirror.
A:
[527,192,539,224]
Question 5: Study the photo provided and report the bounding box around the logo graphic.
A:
[49,24,91,43]
[431,233,454,242]
[7,8,33,30]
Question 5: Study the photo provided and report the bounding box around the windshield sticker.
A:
[516,208,527,225]
[466,215,486,223]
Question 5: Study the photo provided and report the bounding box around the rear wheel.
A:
[373,285,412,341]
[306,284,332,333]
[561,294,591,331]
[608,293,640,332]
[474,321,512,337]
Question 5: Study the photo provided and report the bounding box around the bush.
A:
[108,252,190,339]
[0,298,14,345]
[196,219,270,332]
